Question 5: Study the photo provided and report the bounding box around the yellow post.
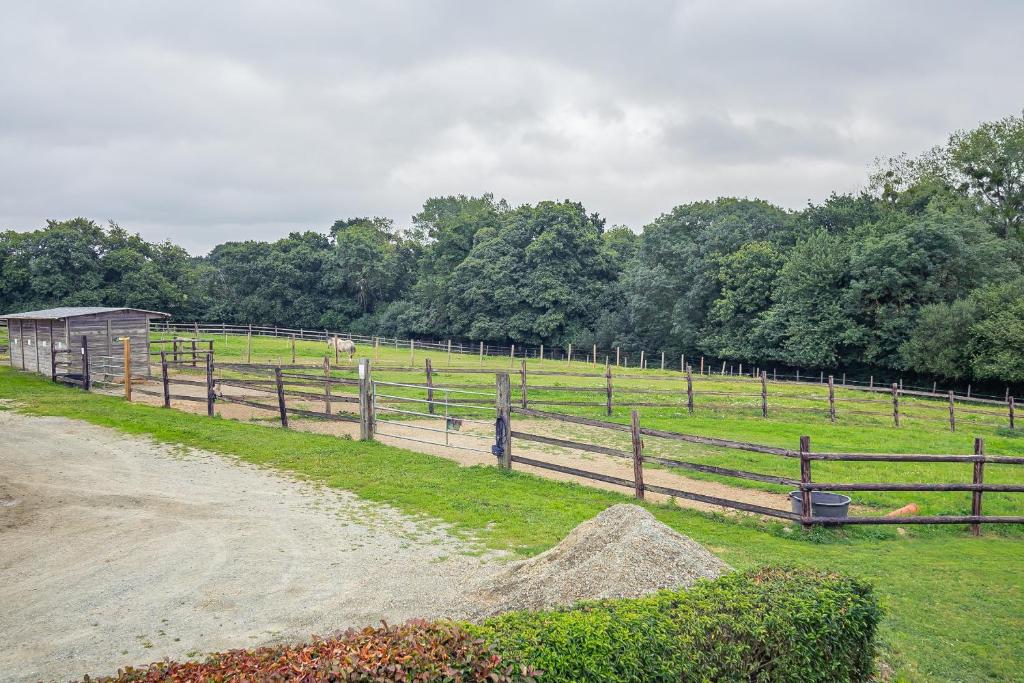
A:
[122,336,132,401]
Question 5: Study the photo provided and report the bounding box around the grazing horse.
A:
[328,336,356,360]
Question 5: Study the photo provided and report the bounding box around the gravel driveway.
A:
[0,411,496,683]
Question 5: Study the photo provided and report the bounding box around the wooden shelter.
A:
[2,307,169,379]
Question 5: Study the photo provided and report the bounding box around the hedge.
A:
[87,620,541,682]
[467,566,881,682]
[84,566,879,682]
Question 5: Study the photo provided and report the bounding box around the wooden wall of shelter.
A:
[5,309,164,379]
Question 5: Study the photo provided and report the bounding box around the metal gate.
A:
[371,380,498,455]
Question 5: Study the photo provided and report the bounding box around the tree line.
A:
[2,113,1023,384]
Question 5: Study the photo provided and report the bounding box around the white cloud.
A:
[1,0,1022,253]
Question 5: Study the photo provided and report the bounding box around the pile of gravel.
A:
[463,504,730,619]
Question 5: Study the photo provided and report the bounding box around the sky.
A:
[1,1,1022,254]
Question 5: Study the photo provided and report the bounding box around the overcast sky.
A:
[2,1,1022,253]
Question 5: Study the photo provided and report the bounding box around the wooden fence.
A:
[493,379,1024,531]
[150,320,1018,402]
[335,359,1019,433]
[36,346,1024,531]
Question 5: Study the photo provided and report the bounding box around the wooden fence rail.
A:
[151,320,1019,401]
[27,348,1024,532]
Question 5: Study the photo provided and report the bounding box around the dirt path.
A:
[0,411,497,683]
[126,375,792,515]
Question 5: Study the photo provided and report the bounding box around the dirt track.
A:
[126,374,791,515]
[0,411,496,683]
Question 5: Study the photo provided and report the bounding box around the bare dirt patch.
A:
[0,411,495,683]
[123,374,791,516]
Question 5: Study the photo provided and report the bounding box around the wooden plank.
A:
[358,358,373,440]
[274,366,288,428]
[972,437,984,536]
[806,453,1024,464]
[645,456,800,486]
[520,359,528,409]
[686,365,694,413]
[425,358,435,415]
[496,373,512,470]
[205,352,215,417]
[799,435,812,528]
[803,482,1024,492]
[892,383,899,426]
[512,406,630,432]
[949,390,956,432]
[510,455,637,489]
[643,482,799,520]
[631,409,644,500]
[811,514,1024,525]
[638,425,799,457]
[605,362,613,416]
[828,375,835,423]
[510,430,629,458]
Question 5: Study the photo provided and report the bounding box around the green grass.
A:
[2,366,1023,682]
[161,332,1024,520]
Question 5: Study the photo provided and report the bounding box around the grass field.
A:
[1,364,1023,681]
[157,332,1024,523]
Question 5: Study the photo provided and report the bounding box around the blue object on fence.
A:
[492,415,507,458]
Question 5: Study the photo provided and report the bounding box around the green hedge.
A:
[85,566,878,682]
[467,566,881,683]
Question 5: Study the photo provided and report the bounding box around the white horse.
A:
[328,336,356,360]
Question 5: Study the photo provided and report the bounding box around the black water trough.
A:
[789,491,851,519]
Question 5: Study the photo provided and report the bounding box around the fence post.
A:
[160,351,170,408]
[948,390,956,432]
[1009,396,1016,431]
[828,375,836,423]
[358,358,373,440]
[800,435,812,528]
[205,352,215,417]
[479,341,484,367]
[123,336,132,402]
[681,354,685,373]
[539,343,544,367]
[510,344,515,368]
[594,344,598,366]
[323,356,332,415]
[567,343,572,364]
[686,365,694,413]
[81,336,91,391]
[291,335,296,364]
[191,339,198,368]
[631,409,644,500]
[660,351,665,370]
[247,325,253,363]
[761,370,768,418]
[50,347,58,382]
[892,383,900,427]
[720,360,726,375]
[408,339,413,365]
[520,359,528,409]
[496,373,512,470]
[616,346,620,367]
[447,339,452,366]
[274,366,288,428]
[605,361,613,416]
[971,437,985,536]
[699,356,704,375]
[425,358,435,415]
